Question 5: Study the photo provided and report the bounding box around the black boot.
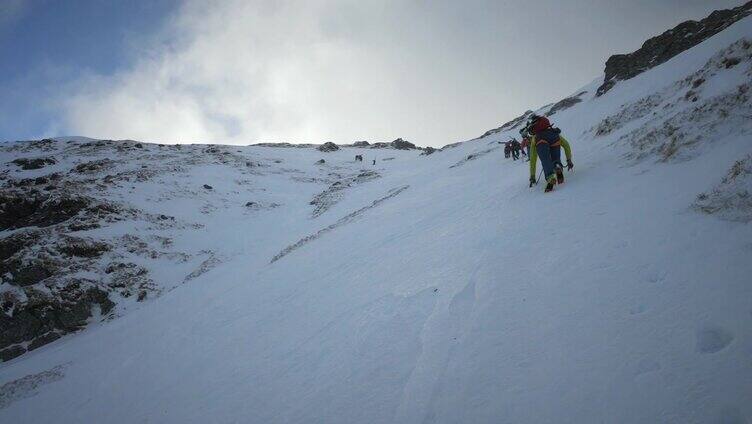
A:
[544,177,555,193]
[556,166,565,184]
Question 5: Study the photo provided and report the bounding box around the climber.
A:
[520,136,530,160]
[511,138,521,160]
[504,142,511,159]
[519,127,532,160]
[526,114,574,192]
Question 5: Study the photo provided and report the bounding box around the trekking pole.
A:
[535,169,543,185]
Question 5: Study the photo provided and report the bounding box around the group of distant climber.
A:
[503,138,525,161]
[506,114,574,193]
[354,154,376,165]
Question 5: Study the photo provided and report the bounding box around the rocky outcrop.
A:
[420,147,437,156]
[597,1,752,96]
[694,154,752,222]
[57,237,111,258]
[440,142,462,150]
[366,139,417,150]
[595,38,752,163]
[389,138,417,150]
[547,91,587,116]
[309,171,381,218]
[10,157,56,170]
[2,136,378,362]
[253,142,316,148]
[449,146,501,169]
[317,142,339,152]
[73,159,114,174]
[0,190,120,231]
[480,110,534,139]
[0,285,114,360]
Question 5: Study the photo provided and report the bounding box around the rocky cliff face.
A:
[596,1,752,96]
[0,138,422,362]
[0,140,256,360]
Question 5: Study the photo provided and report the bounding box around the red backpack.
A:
[531,116,552,134]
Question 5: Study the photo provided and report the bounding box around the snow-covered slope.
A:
[1,15,752,424]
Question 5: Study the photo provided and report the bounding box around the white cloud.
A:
[64,0,737,147]
[63,0,410,145]
[64,0,550,147]
[7,0,741,146]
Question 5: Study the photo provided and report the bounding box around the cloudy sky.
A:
[0,0,745,147]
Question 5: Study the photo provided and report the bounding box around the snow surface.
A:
[2,16,752,424]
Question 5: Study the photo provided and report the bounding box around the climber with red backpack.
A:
[520,136,530,161]
[524,114,574,192]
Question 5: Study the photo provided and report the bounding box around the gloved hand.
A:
[529,176,536,187]
[566,160,574,171]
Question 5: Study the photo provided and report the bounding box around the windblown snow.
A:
[1,15,752,424]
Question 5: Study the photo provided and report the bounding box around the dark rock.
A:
[0,285,114,356]
[27,332,61,351]
[135,143,143,148]
[253,142,316,149]
[479,110,534,138]
[203,184,213,190]
[0,230,39,261]
[547,91,587,116]
[0,345,25,362]
[0,192,92,230]
[105,262,133,274]
[352,141,370,147]
[420,147,437,156]
[317,142,339,152]
[54,288,113,331]
[58,239,110,258]
[10,157,56,170]
[74,159,112,174]
[10,261,55,286]
[315,159,326,164]
[597,2,752,96]
[390,138,417,150]
[723,56,741,68]
[245,202,256,207]
[88,287,115,315]
[34,176,48,185]
[137,291,147,302]
[0,308,45,348]
[9,178,34,188]
[441,142,462,150]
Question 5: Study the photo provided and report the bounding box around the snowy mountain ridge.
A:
[0,11,751,424]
